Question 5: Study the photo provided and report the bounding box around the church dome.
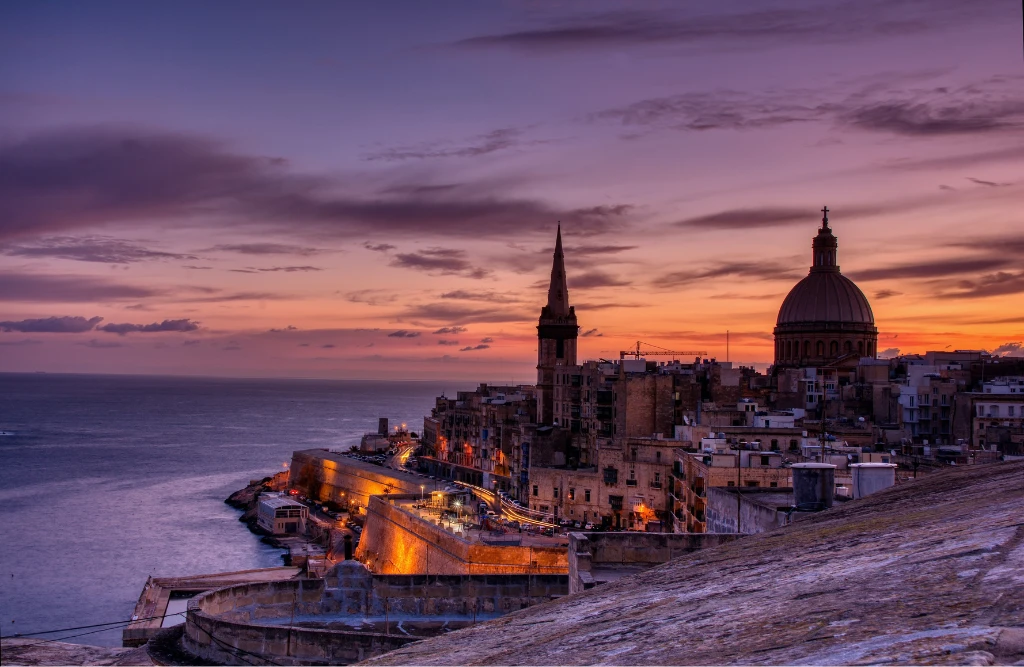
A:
[772,208,879,368]
[777,272,874,325]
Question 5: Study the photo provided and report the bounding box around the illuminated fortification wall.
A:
[288,449,424,509]
[356,496,568,575]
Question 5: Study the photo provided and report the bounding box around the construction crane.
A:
[619,341,707,360]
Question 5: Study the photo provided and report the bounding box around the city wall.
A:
[182,563,567,666]
[568,531,742,594]
[356,495,567,575]
[288,449,424,509]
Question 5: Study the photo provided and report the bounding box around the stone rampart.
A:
[182,562,568,665]
[568,531,742,594]
[355,495,567,575]
[182,577,418,666]
[288,449,425,509]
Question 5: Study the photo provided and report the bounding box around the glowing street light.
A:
[420,484,425,503]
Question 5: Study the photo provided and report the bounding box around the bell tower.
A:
[537,224,578,425]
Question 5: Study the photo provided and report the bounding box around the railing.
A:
[625,479,638,487]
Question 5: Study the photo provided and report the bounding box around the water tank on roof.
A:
[850,463,896,500]
[792,463,836,511]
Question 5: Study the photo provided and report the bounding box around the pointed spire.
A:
[546,223,570,316]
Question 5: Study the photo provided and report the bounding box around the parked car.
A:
[584,522,596,530]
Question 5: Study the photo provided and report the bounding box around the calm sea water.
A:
[0,373,467,647]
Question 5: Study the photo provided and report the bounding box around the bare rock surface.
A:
[0,639,152,666]
[365,460,1024,666]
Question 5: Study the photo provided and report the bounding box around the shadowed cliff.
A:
[364,460,1024,666]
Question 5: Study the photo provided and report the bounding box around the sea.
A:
[0,372,470,647]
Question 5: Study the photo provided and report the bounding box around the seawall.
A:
[288,449,425,509]
[356,496,568,575]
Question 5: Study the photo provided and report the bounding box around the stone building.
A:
[773,208,878,368]
[672,449,793,533]
[423,384,534,490]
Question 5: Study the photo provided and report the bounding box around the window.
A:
[656,451,661,463]
[629,468,635,480]
[654,473,661,484]
[532,485,538,497]
[761,455,771,466]
[745,480,759,487]
[568,488,575,500]
[977,405,984,417]
[1009,406,1016,417]
[770,481,778,488]
[553,487,559,499]
[585,489,591,502]
[771,439,779,450]
[910,396,915,407]
[727,481,735,487]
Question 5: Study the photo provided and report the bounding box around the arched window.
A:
[816,340,824,356]
[830,340,838,355]
[844,340,852,354]
[858,341,864,355]
[804,340,811,356]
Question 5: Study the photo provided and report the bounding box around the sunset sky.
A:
[1,0,1022,380]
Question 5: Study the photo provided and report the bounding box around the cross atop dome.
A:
[821,206,830,229]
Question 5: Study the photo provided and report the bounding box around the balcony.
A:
[650,482,663,490]
[626,479,638,487]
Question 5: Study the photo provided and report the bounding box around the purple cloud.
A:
[387,330,421,338]
[0,315,102,333]
[96,319,200,335]
[0,126,631,242]
[3,236,196,264]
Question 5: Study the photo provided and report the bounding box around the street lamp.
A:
[420,484,425,503]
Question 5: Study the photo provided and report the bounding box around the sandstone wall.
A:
[182,578,417,666]
[182,563,569,665]
[288,449,425,509]
[355,496,567,575]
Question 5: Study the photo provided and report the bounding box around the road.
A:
[385,443,415,471]
[460,482,560,530]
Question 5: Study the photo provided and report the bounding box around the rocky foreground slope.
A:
[366,460,1024,666]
